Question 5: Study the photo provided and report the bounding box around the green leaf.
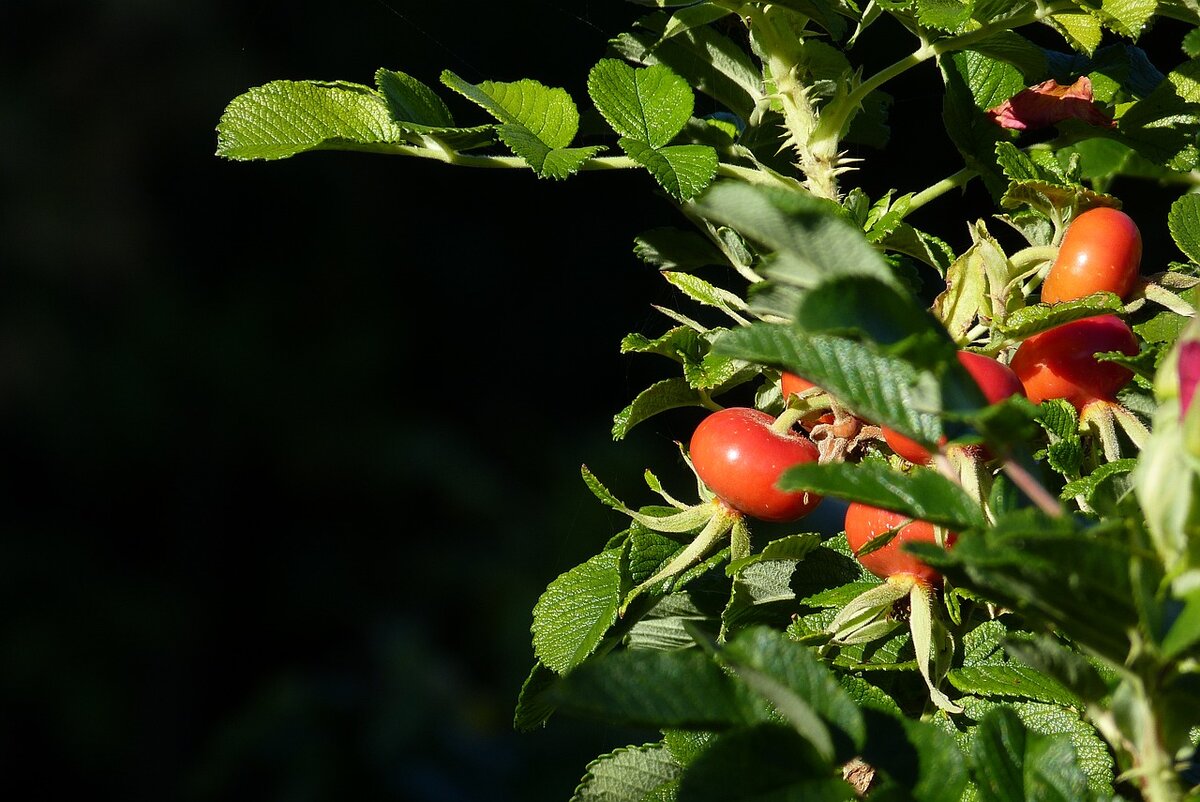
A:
[918,0,974,32]
[681,349,756,392]
[940,50,1025,198]
[1162,587,1200,658]
[621,326,704,363]
[1169,194,1200,265]
[998,293,1125,340]
[662,272,749,319]
[570,742,683,802]
[663,729,715,765]
[1062,137,1133,180]
[1000,180,1118,218]
[531,547,624,674]
[1035,398,1080,441]
[629,530,692,586]
[795,276,951,352]
[613,377,709,440]
[1088,0,1159,39]
[948,665,1082,708]
[721,627,866,755]
[548,648,760,728]
[440,71,600,178]
[620,140,718,201]
[971,30,1048,79]
[216,79,410,160]
[788,541,872,605]
[780,462,987,530]
[962,619,1010,666]
[1185,28,1200,59]
[1058,458,1137,505]
[995,141,1059,184]
[1002,635,1110,704]
[441,72,577,148]
[711,325,943,444]
[932,221,1009,344]
[841,675,904,716]
[1132,393,1200,580]
[497,125,602,178]
[589,60,695,147]
[676,724,852,802]
[374,68,454,128]
[878,223,956,274]
[657,2,735,42]
[722,550,811,636]
[969,707,1091,802]
[950,47,1027,109]
[1046,8,1104,55]
[767,0,851,39]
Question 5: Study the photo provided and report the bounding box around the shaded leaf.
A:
[676,724,852,802]
[722,626,866,755]
[513,661,559,731]
[549,648,760,728]
[613,377,709,440]
[969,707,1090,802]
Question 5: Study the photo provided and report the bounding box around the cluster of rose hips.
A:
[688,205,1144,588]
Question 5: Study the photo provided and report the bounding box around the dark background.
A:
[0,3,1189,801]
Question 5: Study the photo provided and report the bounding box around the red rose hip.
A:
[844,502,955,587]
[689,407,822,522]
[1010,315,1138,410]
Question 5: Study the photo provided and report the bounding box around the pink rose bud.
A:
[986,77,1114,131]
[1180,341,1200,416]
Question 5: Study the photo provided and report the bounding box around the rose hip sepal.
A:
[829,502,962,713]
[689,407,822,522]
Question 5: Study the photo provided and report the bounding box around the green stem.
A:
[1009,245,1060,270]
[903,167,977,216]
[772,406,808,435]
[1003,245,1059,298]
[825,0,1077,140]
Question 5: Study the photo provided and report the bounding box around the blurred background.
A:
[0,2,1189,801]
